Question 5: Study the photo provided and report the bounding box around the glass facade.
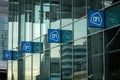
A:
[0,16,8,60]
[8,0,120,80]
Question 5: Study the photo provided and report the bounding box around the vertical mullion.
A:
[60,0,62,80]
[72,0,74,79]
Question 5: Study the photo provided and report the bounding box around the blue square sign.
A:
[21,41,33,53]
[48,29,61,43]
[3,50,12,60]
[88,10,104,28]
[12,51,23,60]
[33,42,43,53]
[61,30,72,43]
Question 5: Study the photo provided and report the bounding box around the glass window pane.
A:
[33,1,41,39]
[51,0,60,29]
[13,61,18,80]
[104,0,112,8]
[8,61,12,80]
[74,18,87,40]
[25,56,32,80]
[19,0,25,41]
[73,37,87,80]
[41,0,50,36]
[50,47,60,80]
[40,50,50,80]
[61,0,72,27]
[33,54,40,80]
[8,22,13,50]
[18,59,24,80]
[41,35,50,50]
[105,26,120,80]
[74,0,86,21]
[61,42,73,80]
[88,32,103,80]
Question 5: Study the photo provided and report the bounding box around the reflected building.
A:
[0,16,8,60]
[0,13,8,80]
[61,43,86,80]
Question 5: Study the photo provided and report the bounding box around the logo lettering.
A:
[90,12,103,26]
[50,30,59,41]
[63,31,72,42]
[107,13,118,27]
[23,43,31,52]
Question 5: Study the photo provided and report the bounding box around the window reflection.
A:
[88,0,103,10]
[73,37,87,80]
[104,0,112,8]
[88,32,103,80]
[18,59,24,80]
[25,56,32,80]
[13,61,18,80]
[40,48,50,80]
[74,0,86,21]
[33,2,41,39]
[33,54,40,80]
[61,0,72,27]
[41,0,50,35]
[51,0,60,29]
[8,62,12,80]
[74,18,87,40]
[50,47,60,80]
[61,43,73,80]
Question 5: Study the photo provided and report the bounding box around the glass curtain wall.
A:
[8,0,120,80]
[8,0,19,80]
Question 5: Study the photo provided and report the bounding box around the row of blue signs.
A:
[3,42,43,60]
[3,51,22,60]
[21,42,43,53]
[3,29,72,60]
[48,29,72,43]
[48,10,104,43]
[3,10,103,60]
